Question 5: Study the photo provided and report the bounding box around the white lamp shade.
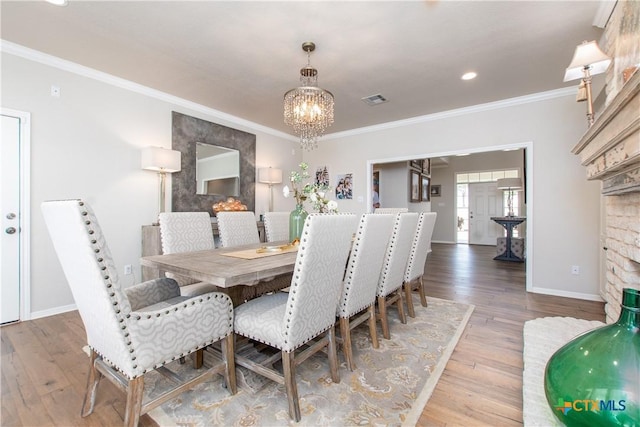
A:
[563,40,611,82]
[496,178,522,190]
[258,167,283,184]
[141,147,181,173]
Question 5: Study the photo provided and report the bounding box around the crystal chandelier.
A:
[284,42,334,151]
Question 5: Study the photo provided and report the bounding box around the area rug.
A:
[144,295,474,427]
[522,316,604,427]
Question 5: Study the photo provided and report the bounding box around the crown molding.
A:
[0,40,296,141]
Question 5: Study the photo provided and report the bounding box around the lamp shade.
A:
[563,40,611,82]
[141,147,181,173]
[496,178,522,190]
[258,167,283,184]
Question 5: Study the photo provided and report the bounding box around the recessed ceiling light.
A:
[461,72,477,81]
[46,0,68,6]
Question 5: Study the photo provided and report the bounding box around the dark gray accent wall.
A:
[171,111,256,215]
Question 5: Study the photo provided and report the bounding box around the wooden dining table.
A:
[140,241,298,305]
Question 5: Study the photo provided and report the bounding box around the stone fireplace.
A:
[571,2,640,324]
[572,66,640,324]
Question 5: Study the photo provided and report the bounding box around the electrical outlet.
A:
[571,265,580,275]
[124,264,132,275]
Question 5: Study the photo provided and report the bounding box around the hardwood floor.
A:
[1,243,605,426]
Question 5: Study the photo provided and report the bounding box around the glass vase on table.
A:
[289,204,308,243]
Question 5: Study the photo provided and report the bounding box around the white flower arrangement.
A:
[283,162,338,213]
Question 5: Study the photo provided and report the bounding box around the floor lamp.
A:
[142,146,181,224]
[496,178,522,217]
[258,167,283,212]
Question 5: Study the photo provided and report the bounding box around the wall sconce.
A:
[563,40,611,127]
[496,178,522,217]
[141,146,181,222]
[258,167,283,212]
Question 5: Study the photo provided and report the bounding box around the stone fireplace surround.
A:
[572,70,640,323]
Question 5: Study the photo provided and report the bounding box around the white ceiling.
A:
[0,1,609,136]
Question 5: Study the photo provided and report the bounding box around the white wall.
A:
[1,52,301,318]
[304,93,602,301]
[2,46,604,318]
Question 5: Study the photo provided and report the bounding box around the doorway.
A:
[1,109,31,324]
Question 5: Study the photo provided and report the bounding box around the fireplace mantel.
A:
[572,70,640,195]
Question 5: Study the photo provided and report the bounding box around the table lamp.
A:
[142,146,181,223]
[258,167,283,212]
[496,178,522,217]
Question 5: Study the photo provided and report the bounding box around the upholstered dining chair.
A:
[216,211,260,248]
[404,212,437,317]
[374,207,409,214]
[217,210,289,301]
[337,213,394,371]
[263,211,290,242]
[158,212,219,296]
[376,212,419,339]
[233,213,358,421]
[41,199,236,427]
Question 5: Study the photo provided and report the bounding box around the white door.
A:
[1,111,29,324]
[468,182,503,245]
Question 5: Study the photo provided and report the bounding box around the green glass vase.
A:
[544,288,640,427]
[289,204,308,243]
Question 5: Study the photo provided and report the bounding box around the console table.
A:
[490,216,526,262]
[141,221,265,281]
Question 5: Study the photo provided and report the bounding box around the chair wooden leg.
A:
[327,327,340,383]
[377,295,390,339]
[282,351,301,422]
[81,349,102,418]
[396,289,407,324]
[221,334,237,394]
[418,275,427,307]
[367,305,379,349]
[192,349,204,369]
[339,317,355,371]
[124,376,144,427]
[404,281,416,318]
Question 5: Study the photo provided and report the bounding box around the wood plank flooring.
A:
[1,243,605,426]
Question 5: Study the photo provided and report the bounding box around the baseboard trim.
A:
[29,303,77,320]
[529,286,604,302]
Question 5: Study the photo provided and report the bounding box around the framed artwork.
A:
[409,170,420,202]
[315,166,329,187]
[422,159,430,175]
[373,170,380,209]
[335,173,353,200]
[409,159,422,171]
[431,184,441,197]
[421,175,430,201]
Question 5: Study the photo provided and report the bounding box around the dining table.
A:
[140,241,298,306]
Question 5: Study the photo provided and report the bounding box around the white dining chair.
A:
[404,212,437,317]
[374,207,408,214]
[263,211,290,242]
[216,211,260,248]
[41,199,236,427]
[233,213,358,421]
[337,213,394,371]
[376,212,419,339]
[158,212,219,296]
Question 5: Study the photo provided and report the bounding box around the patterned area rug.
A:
[146,295,474,427]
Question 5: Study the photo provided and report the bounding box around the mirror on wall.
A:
[195,142,240,196]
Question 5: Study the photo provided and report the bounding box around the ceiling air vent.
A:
[361,93,388,106]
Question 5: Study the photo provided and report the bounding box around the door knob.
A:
[5,227,16,234]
